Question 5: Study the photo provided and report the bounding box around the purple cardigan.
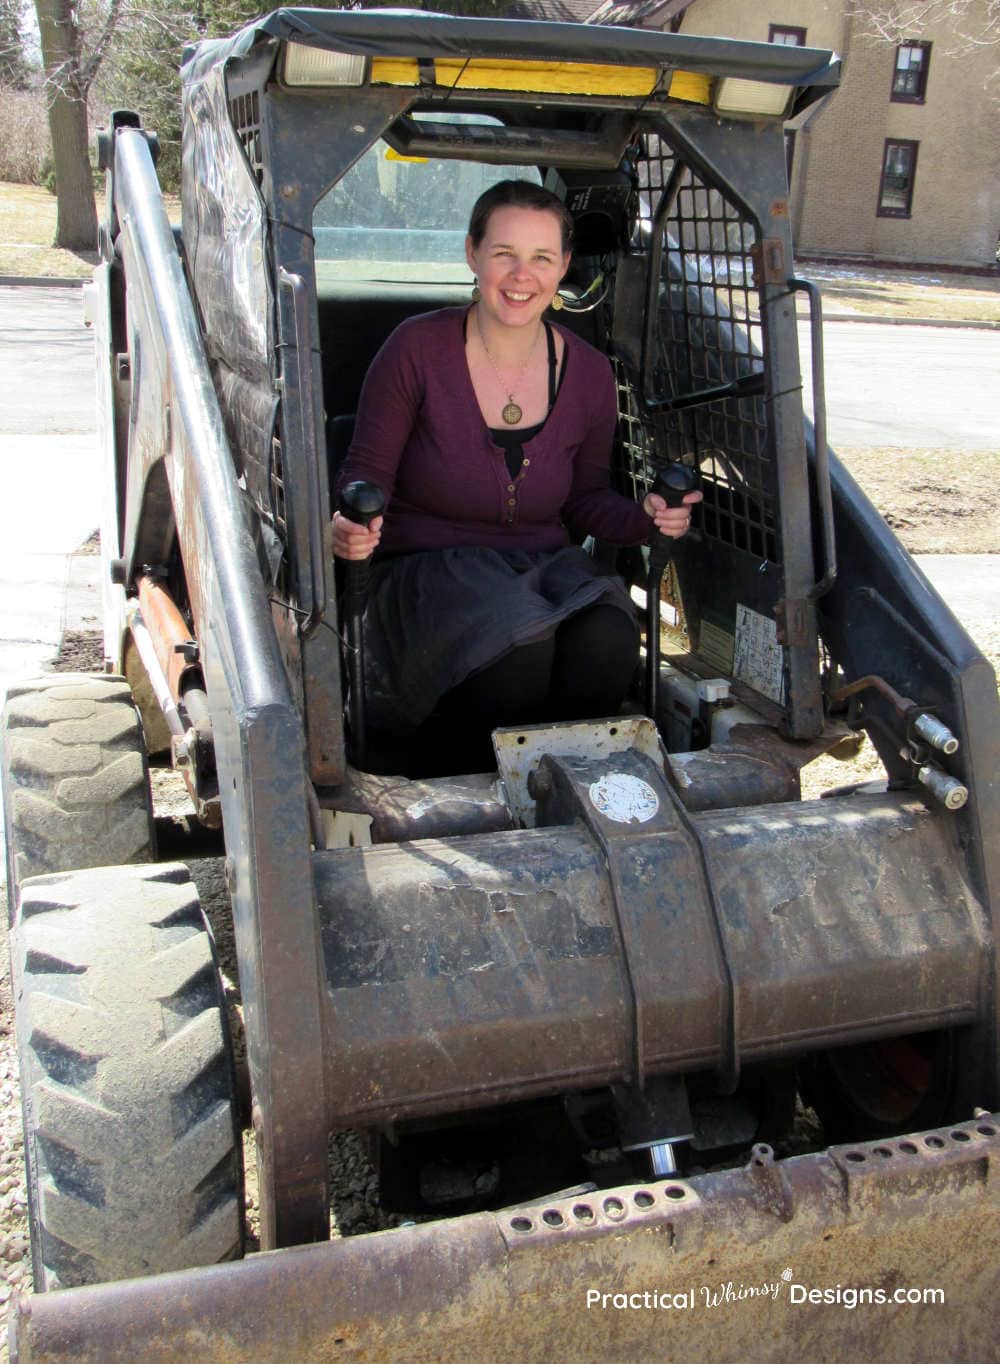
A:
[334,307,652,556]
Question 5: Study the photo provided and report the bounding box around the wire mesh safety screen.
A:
[614,133,778,566]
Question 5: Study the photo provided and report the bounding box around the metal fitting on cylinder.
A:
[913,712,959,755]
[917,764,968,811]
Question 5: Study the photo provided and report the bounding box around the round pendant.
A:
[501,401,523,426]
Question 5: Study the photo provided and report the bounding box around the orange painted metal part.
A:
[135,574,197,701]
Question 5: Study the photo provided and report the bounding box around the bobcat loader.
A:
[3,10,997,1359]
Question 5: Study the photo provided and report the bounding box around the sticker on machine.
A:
[733,603,786,705]
[588,773,660,824]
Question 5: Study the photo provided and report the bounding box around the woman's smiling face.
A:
[466,204,570,330]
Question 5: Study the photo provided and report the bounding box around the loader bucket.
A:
[11,1115,999,1362]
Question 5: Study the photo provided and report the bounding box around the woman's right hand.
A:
[331,510,383,560]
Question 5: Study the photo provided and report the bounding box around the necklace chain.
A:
[475,309,542,426]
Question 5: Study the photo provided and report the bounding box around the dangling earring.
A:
[471,278,481,303]
[550,293,564,312]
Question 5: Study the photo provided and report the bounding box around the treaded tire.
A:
[2,674,155,905]
[12,862,244,1290]
[801,1031,959,1144]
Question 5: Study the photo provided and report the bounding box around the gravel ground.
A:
[0,561,996,1359]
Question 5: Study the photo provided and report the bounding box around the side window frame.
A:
[877,138,920,218]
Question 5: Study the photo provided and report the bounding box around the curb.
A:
[818,313,1000,332]
[0,275,86,288]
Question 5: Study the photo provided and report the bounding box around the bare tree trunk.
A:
[34,0,97,251]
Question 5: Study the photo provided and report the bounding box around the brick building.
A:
[583,0,1000,269]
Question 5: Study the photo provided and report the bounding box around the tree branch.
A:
[79,0,123,93]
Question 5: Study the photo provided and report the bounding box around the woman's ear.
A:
[560,251,572,281]
[465,235,477,274]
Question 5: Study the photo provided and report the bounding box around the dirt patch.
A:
[50,629,104,674]
[0,899,31,1356]
[74,531,100,556]
[835,447,1000,555]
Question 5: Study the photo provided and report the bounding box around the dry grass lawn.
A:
[0,182,97,277]
[0,181,180,278]
[801,262,999,325]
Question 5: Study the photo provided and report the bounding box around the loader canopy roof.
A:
[182,7,839,118]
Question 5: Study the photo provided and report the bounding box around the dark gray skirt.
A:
[362,545,635,736]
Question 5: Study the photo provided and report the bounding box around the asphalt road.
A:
[799,319,1000,450]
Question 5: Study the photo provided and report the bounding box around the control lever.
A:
[645,463,700,721]
[338,480,385,769]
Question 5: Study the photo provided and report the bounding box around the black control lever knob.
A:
[338,480,386,527]
[651,462,700,511]
[648,462,700,574]
[337,481,385,614]
[645,462,699,722]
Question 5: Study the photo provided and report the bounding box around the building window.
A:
[891,41,931,102]
[878,140,919,217]
[769,25,807,45]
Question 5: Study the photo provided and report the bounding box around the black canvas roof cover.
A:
[182,7,840,92]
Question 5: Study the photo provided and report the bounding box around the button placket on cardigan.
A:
[486,435,533,525]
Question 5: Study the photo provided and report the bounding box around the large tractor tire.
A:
[803,1031,961,1144]
[11,863,244,1290]
[2,674,155,908]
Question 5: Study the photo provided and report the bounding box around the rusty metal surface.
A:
[312,778,988,1128]
[301,627,347,786]
[325,769,514,842]
[699,793,988,1061]
[667,736,812,813]
[534,747,734,1093]
[12,1115,999,1362]
[135,574,197,699]
[494,717,832,824]
[667,742,800,811]
[494,716,664,827]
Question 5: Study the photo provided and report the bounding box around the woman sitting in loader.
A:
[332,180,700,771]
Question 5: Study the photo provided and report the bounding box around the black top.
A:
[486,323,565,480]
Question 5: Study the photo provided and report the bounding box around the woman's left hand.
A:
[642,489,703,538]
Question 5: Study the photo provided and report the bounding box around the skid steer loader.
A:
[3,9,998,1359]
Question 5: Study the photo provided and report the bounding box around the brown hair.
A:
[467,179,574,253]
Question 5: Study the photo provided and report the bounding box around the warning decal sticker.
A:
[733,603,786,705]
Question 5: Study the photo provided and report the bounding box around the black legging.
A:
[412,603,639,774]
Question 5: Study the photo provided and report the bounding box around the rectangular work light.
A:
[282,42,367,87]
[713,77,793,117]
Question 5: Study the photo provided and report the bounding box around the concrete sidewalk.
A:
[0,430,103,703]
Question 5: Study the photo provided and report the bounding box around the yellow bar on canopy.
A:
[369,56,713,104]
